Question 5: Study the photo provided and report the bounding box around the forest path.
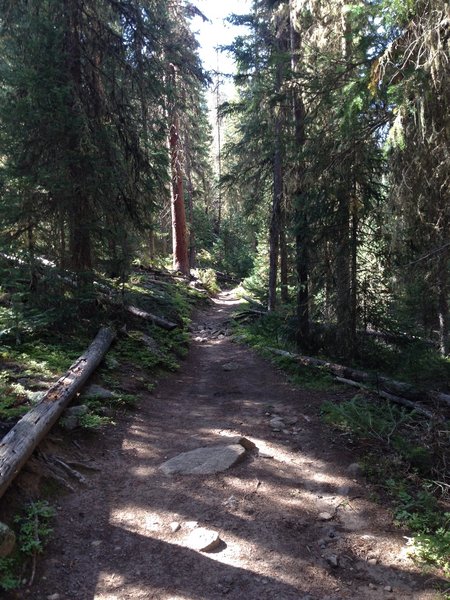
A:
[28,291,442,600]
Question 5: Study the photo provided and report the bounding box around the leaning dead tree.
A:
[0,327,115,499]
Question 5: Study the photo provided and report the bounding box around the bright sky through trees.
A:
[192,0,250,77]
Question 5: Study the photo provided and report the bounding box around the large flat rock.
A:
[160,444,246,475]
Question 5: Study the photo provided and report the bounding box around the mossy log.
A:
[0,327,115,499]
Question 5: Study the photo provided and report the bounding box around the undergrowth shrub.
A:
[323,394,450,575]
[0,501,55,592]
[194,268,220,294]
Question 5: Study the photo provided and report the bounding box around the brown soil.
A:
[2,291,447,599]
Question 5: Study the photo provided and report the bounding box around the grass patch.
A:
[322,394,450,575]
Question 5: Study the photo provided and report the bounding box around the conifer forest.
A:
[0,0,449,597]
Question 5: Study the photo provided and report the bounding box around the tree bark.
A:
[0,327,115,499]
[168,64,189,277]
[268,20,285,312]
[268,117,282,312]
[335,187,352,359]
[290,4,310,349]
[280,211,289,304]
[437,248,449,355]
[66,0,93,275]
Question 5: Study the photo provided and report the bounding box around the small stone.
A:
[224,495,238,509]
[222,362,239,371]
[60,415,78,430]
[384,586,393,592]
[184,521,199,529]
[269,417,286,430]
[170,522,181,533]
[367,558,378,565]
[186,527,221,552]
[47,595,61,600]
[0,522,16,558]
[326,554,339,567]
[82,384,115,399]
[225,436,256,451]
[284,416,299,425]
[66,404,89,417]
[368,583,377,590]
[318,538,327,547]
[91,540,102,547]
[347,463,362,477]
[318,512,334,521]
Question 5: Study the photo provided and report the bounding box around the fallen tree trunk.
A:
[1,254,177,331]
[0,327,115,499]
[334,377,434,418]
[240,295,267,312]
[125,305,177,330]
[268,348,450,411]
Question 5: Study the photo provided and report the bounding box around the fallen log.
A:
[0,327,115,499]
[125,305,177,330]
[234,309,266,321]
[268,348,450,411]
[240,295,266,310]
[334,377,434,419]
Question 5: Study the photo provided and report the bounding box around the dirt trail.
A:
[22,291,445,599]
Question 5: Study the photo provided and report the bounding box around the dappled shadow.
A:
[4,291,445,599]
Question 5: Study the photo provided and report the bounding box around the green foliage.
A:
[194,268,220,294]
[78,413,113,430]
[321,394,416,442]
[15,501,55,556]
[386,479,450,575]
[323,392,450,574]
[0,558,20,591]
[0,501,55,591]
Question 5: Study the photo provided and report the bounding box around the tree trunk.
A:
[186,153,196,269]
[268,117,283,312]
[66,0,93,275]
[290,4,310,349]
[437,248,449,355]
[335,187,353,359]
[280,209,289,304]
[168,64,189,276]
[0,327,115,499]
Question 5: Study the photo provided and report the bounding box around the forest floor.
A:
[6,290,449,600]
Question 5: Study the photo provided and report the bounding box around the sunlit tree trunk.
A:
[437,247,449,355]
[168,64,189,276]
[280,205,289,304]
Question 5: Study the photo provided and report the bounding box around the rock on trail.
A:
[159,437,255,475]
